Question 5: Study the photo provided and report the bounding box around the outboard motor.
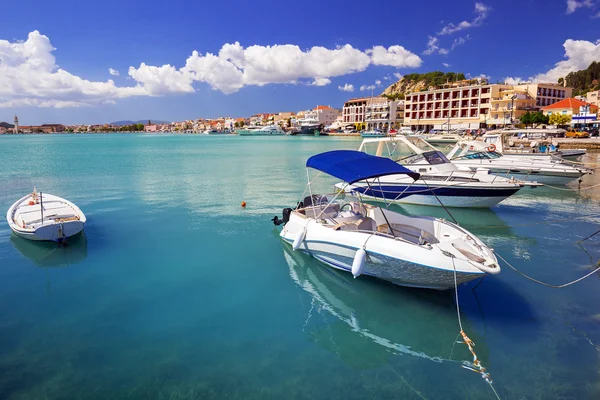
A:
[272,207,293,226]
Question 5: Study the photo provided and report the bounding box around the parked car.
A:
[565,128,590,138]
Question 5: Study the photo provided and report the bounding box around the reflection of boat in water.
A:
[283,245,489,365]
[10,232,88,268]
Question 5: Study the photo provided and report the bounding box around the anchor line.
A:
[450,257,501,400]
[496,253,600,289]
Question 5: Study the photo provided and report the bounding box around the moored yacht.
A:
[237,125,285,136]
[336,137,535,208]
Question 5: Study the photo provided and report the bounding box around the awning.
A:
[306,150,420,183]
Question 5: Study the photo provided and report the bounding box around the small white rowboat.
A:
[6,189,86,242]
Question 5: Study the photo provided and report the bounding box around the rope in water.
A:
[542,181,600,191]
[451,257,501,400]
[496,253,600,289]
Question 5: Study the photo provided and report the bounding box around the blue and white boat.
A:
[336,137,533,208]
[273,150,500,290]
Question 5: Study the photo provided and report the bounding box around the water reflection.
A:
[283,245,489,367]
[10,232,88,268]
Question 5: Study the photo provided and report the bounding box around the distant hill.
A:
[381,71,467,99]
[109,120,170,126]
[0,121,15,129]
[562,61,600,96]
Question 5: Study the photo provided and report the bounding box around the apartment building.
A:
[301,105,340,126]
[587,90,600,107]
[342,97,368,126]
[365,97,399,130]
[404,80,573,130]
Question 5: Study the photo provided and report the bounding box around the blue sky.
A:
[0,0,599,125]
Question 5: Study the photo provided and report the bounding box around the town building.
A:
[342,97,368,127]
[586,90,600,107]
[145,124,158,133]
[301,105,339,127]
[365,97,399,131]
[541,98,598,126]
[403,80,573,130]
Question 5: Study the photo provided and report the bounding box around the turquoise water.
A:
[0,134,599,399]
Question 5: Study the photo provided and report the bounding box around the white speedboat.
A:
[6,189,86,242]
[273,150,500,290]
[336,137,534,208]
[482,133,586,161]
[424,133,463,145]
[237,125,285,136]
[447,141,593,185]
[360,129,386,138]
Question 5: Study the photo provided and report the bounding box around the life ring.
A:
[466,129,471,134]
[487,144,496,152]
[468,145,475,151]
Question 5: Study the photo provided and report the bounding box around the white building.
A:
[365,98,399,131]
[300,105,339,126]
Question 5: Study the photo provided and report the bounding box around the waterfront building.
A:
[145,124,158,133]
[342,97,368,127]
[541,98,598,126]
[586,90,600,107]
[365,97,399,131]
[404,80,573,130]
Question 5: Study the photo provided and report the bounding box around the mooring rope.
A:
[451,257,501,400]
[496,253,600,289]
[542,181,600,191]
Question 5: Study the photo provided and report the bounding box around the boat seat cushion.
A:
[304,203,340,219]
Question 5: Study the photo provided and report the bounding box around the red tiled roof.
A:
[314,105,333,110]
[541,98,597,110]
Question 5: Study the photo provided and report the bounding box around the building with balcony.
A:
[587,90,600,107]
[404,80,574,130]
[342,97,368,127]
[365,98,399,131]
[300,105,340,127]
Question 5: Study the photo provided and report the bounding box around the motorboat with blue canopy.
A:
[273,150,500,290]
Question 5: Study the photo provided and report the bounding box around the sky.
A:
[0,0,599,125]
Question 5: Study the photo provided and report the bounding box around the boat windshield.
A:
[400,150,450,165]
[455,151,502,160]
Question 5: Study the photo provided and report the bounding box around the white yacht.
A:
[447,141,593,185]
[237,125,285,136]
[336,137,535,208]
[273,150,500,290]
[6,189,86,242]
[482,131,586,161]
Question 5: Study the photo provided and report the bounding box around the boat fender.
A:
[352,248,367,278]
[292,228,306,251]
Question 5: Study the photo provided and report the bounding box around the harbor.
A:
[0,134,599,399]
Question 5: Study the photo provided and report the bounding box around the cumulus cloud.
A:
[566,0,593,14]
[375,79,382,86]
[338,83,355,92]
[0,31,423,107]
[367,45,422,67]
[108,68,119,76]
[394,73,403,80]
[360,84,376,92]
[423,36,449,56]
[503,39,600,84]
[438,3,490,35]
[503,77,526,85]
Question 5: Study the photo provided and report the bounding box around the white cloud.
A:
[423,36,449,55]
[367,45,422,67]
[375,79,382,86]
[438,3,490,35]
[442,62,450,67]
[451,35,470,50]
[502,39,600,84]
[360,84,376,92]
[0,31,423,107]
[593,11,600,18]
[108,68,119,76]
[566,0,593,14]
[338,83,355,92]
[394,73,403,80]
[311,77,331,86]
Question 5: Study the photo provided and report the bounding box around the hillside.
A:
[381,72,466,99]
[562,61,600,96]
[0,121,15,129]
[110,120,170,126]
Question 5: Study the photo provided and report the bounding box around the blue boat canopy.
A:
[306,150,420,184]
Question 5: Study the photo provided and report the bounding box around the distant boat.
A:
[361,129,386,138]
[237,126,285,136]
[6,188,86,242]
[424,133,463,145]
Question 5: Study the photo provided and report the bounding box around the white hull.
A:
[280,208,498,290]
[451,163,582,185]
[355,190,513,208]
[6,192,86,242]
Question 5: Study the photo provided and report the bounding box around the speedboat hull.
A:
[341,183,520,208]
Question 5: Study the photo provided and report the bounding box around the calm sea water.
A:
[0,134,599,399]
